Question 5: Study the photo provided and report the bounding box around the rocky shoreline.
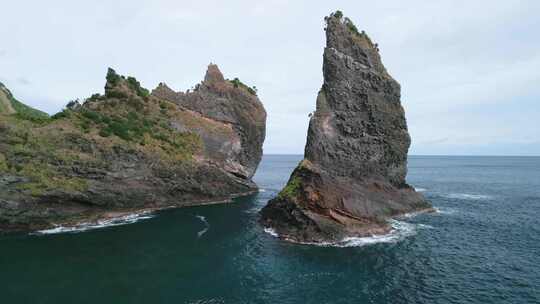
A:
[22,189,260,235]
[265,207,436,247]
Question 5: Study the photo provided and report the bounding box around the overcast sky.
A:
[1,0,539,155]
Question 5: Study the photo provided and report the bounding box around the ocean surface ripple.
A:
[1,155,539,304]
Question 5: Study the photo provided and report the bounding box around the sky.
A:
[1,0,539,155]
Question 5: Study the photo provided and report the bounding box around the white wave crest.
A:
[444,193,492,200]
[434,207,457,215]
[417,223,434,229]
[33,211,155,235]
[414,187,427,192]
[264,227,279,237]
[264,220,420,248]
[335,220,417,247]
[195,215,209,238]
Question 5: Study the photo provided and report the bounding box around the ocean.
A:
[0,155,539,303]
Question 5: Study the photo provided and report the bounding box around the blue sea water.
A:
[0,155,539,303]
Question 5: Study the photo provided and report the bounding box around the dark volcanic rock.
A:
[260,12,431,243]
[0,65,266,232]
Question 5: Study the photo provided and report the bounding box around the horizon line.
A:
[263,154,540,157]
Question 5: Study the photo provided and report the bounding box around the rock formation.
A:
[0,64,266,232]
[152,64,265,179]
[260,12,431,243]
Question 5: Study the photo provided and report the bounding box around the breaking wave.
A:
[33,211,155,235]
[444,193,492,200]
[434,207,458,215]
[264,227,279,237]
[414,187,427,192]
[195,215,209,238]
[264,220,421,248]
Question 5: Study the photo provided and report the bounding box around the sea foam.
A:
[264,219,421,248]
[32,211,155,235]
[195,215,210,238]
[444,193,492,200]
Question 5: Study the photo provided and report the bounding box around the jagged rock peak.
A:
[324,11,388,76]
[204,63,226,84]
[150,63,266,180]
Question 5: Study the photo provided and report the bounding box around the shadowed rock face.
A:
[260,12,431,243]
[0,65,266,232]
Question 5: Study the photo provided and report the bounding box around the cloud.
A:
[0,0,538,155]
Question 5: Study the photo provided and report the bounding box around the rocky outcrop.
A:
[152,64,266,179]
[0,65,266,232]
[260,12,431,243]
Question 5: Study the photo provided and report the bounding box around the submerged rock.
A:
[260,12,431,243]
[0,65,266,232]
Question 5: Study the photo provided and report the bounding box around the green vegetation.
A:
[0,153,8,172]
[333,10,343,19]
[0,83,50,123]
[278,175,302,200]
[16,163,88,196]
[51,109,71,120]
[11,99,49,121]
[343,17,360,35]
[106,68,121,86]
[229,78,258,95]
[77,108,154,141]
[126,76,150,98]
[87,93,102,103]
[0,68,204,200]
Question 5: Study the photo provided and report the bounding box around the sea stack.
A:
[0,64,266,232]
[260,11,431,243]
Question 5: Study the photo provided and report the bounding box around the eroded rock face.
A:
[0,65,266,232]
[260,12,431,243]
[152,64,266,179]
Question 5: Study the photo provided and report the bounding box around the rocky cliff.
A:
[0,64,266,232]
[260,12,431,243]
[152,64,266,179]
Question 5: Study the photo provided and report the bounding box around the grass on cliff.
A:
[0,153,8,172]
[327,10,372,41]
[0,83,50,123]
[16,163,88,196]
[229,78,258,96]
[0,70,203,197]
[276,159,314,201]
[278,175,302,200]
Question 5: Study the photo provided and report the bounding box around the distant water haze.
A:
[1,0,539,155]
